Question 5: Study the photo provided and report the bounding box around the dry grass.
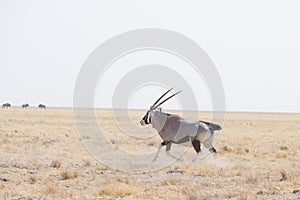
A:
[279,169,288,181]
[42,184,56,195]
[60,170,78,180]
[50,160,61,168]
[222,145,232,152]
[115,177,129,184]
[245,173,259,184]
[181,185,206,200]
[161,178,181,186]
[98,182,138,197]
[276,153,288,159]
[186,165,219,176]
[2,138,8,144]
[0,109,300,199]
[279,145,289,151]
[83,159,91,167]
[244,148,250,153]
[28,175,37,184]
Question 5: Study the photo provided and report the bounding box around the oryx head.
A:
[140,88,182,126]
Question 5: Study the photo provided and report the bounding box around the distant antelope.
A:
[22,103,29,109]
[38,104,46,109]
[140,88,222,160]
[2,103,11,109]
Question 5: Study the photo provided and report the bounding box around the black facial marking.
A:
[142,111,151,124]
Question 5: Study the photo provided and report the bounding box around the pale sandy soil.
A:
[0,108,300,200]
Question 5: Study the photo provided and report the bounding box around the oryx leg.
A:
[192,139,201,153]
[152,141,182,161]
[164,142,182,160]
[165,142,171,152]
[203,134,217,154]
[152,141,171,162]
[191,139,203,162]
[152,143,162,162]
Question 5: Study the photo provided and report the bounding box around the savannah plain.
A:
[0,108,299,199]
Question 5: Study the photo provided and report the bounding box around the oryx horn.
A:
[152,89,182,110]
[151,88,173,110]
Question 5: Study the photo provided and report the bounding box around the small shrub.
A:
[110,138,117,145]
[43,184,55,194]
[280,169,288,181]
[116,177,129,184]
[222,145,232,152]
[61,170,78,180]
[276,153,287,159]
[50,160,61,168]
[28,176,36,184]
[279,146,288,151]
[84,159,91,167]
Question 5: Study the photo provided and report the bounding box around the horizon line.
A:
[4,105,300,115]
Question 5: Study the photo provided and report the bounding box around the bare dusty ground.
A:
[0,108,300,200]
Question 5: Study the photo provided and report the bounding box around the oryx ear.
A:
[158,108,162,112]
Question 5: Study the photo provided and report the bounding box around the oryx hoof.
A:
[209,147,217,153]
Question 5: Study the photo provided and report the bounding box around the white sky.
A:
[0,1,299,112]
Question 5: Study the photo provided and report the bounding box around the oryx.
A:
[140,88,222,160]
[22,103,29,109]
[2,103,11,108]
[38,104,46,109]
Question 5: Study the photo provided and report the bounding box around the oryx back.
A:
[151,111,211,143]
